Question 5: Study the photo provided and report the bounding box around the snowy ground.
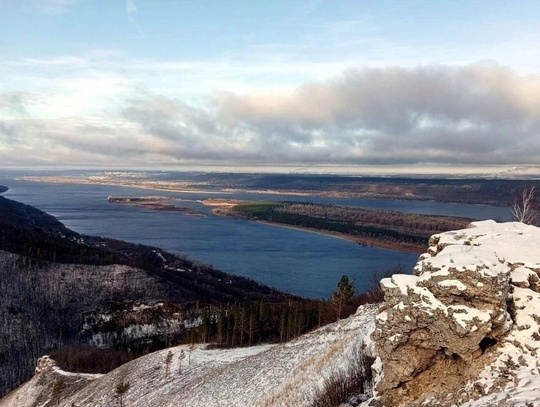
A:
[0,305,378,407]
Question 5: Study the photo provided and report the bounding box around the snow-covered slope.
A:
[0,305,378,407]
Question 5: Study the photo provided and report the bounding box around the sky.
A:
[1,0,540,174]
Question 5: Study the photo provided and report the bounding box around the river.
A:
[0,172,512,298]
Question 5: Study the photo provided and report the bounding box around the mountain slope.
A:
[0,195,293,396]
[0,305,378,407]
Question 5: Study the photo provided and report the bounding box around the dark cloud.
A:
[209,62,540,166]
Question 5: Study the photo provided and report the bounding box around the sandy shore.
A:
[211,209,424,254]
[201,199,245,207]
[258,221,424,254]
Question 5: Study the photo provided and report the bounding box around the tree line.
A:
[229,201,466,247]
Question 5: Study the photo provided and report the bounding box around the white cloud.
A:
[30,0,82,14]
[125,0,137,15]
[1,61,539,170]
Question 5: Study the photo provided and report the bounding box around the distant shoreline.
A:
[211,208,425,254]
[0,185,8,193]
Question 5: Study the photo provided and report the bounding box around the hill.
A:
[0,305,378,407]
[3,221,540,406]
[0,195,294,396]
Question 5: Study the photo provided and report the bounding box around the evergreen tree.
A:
[163,350,173,378]
[52,379,66,406]
[114,381,130,407]
[332,275,355,319]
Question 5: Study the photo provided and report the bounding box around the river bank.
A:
[210,205,426,254]
[254,220,425,254]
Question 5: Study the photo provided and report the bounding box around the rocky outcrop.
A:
[373,220,540,406]
[0,356,100,407]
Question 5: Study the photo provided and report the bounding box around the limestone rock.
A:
[372,220,540,407]
[34,356,57,375]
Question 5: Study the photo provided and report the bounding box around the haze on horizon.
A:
[1,0,539,176]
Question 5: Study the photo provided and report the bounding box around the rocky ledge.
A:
[373,220,540,407]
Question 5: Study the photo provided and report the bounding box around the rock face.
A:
[373,220,540,407]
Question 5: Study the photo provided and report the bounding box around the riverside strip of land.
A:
[207,200,472,254]
[108,196,203,216]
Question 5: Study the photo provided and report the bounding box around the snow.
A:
[430,220,540,272]
[383,274,418,296]
[511,266,537,287]
[437,280,467,291]
[0,306,379,407]
[447,304,491,328]
[460,286,540,406]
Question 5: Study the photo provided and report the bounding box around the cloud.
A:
[210,62,540,165]
[1,62,540,170]
[125,0,137,15]
[0,93,35,117]
[29,0,81,14]
[125,0,143,36]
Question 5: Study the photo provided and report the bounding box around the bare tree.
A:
[177,350,185,374]
[511,186,538,225]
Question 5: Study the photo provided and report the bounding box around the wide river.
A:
[0,174,512,298]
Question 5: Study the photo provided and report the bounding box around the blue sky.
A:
[1,0,540,174]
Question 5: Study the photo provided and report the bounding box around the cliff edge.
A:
[373,220,540,406]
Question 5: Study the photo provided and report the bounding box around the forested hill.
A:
[0,196,298,396]
[0,195,74,236]
[0,195,293,303]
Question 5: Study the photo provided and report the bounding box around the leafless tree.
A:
[511,186,538,225]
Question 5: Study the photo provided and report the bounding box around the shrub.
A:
[313,343,375,407]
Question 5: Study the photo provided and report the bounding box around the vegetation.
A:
[226,201,471,252]
[51,345,134,374]
[189,271,390,349]
[332,275,356,319]
[52,379,66,406]
[181,173,538,205]
[312,342,375,407]
[0,195,293,396]
[0,194,404,397]
[114,381,130,407]
[163,350,173,378]
[511,186,539,225]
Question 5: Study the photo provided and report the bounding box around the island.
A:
[209,200,472,254]
[108,196,203,216]
[0,186,8,193]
